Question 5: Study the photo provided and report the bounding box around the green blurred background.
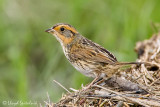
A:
[0,0,160,106]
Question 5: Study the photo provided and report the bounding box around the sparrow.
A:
[45,23,143,87]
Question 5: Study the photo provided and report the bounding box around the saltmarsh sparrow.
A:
[45,23,142,85]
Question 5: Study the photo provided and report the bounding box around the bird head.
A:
[45,23,78,45]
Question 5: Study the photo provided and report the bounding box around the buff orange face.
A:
[46,23,78,45]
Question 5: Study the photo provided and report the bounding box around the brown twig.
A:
[53,80,71,94]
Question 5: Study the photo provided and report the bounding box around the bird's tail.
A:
[115,62,155,66]
[116,62,160,68]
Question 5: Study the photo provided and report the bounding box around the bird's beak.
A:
[45,28,55,33]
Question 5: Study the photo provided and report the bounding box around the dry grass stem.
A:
[53,80,71,94]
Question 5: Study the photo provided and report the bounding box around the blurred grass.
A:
[0,0,160,106]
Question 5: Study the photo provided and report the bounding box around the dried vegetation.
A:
[46,33,160,107]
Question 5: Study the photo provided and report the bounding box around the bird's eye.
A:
[60,27,65,31]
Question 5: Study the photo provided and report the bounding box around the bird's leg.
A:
[82,74,101,90]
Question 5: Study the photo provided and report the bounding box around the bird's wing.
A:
[69,37,117,65]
